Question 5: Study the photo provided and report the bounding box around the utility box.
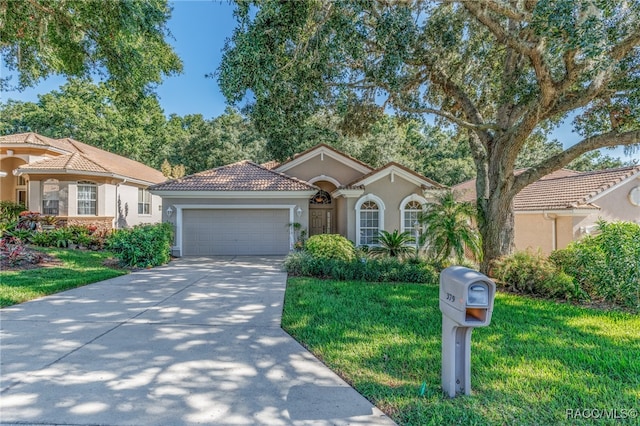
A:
[439,266,496,397]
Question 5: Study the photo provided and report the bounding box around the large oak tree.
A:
[219,0,640,271]
[1,0,182,104]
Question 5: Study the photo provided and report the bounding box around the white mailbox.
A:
[439,266,496,397]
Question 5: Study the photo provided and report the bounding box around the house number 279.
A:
[446,293,455,302]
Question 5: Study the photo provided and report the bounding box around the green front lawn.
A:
[0,248,127,307]
[282,278,640,425]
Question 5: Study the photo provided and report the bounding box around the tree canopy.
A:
[0,0,182,104]
[219,0,640,270]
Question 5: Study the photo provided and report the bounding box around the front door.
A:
[309,208,333,235]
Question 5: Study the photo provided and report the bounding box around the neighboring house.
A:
[0,132,166,229]
[454,166,640,254]
[150,144,444,256]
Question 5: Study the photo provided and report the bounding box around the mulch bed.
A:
[1,246,62,271]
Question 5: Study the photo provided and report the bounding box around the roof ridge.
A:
[277,143,374,171]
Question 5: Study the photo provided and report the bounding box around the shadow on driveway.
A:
[1,256,394,425]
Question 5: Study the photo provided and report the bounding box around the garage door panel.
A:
[182,209,290,256]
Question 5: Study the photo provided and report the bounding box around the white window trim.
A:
[355,194,385,246]
[400,194,427,234]
[138,188,152,216]
[77,181,97,216]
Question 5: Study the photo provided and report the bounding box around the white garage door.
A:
[182,209,290,255]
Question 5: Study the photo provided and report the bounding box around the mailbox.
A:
[439,266,496,397]
[439,266,495,326]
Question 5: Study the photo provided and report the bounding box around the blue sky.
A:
[1,0,638,162]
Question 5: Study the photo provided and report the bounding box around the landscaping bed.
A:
[0,247,127,308]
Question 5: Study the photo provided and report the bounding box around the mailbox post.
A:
[439,266,495,397]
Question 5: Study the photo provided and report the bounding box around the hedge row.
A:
[284,251,438,284]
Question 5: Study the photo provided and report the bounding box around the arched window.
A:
[400,195,427,234]
[77,181,97,215]
[42,179,60,215]
[310,190,332,205]
[355,194,385,246]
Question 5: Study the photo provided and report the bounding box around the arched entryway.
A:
[309,180,337,236]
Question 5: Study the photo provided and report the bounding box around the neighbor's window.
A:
[359,200,379,245]
[77,181,97,215]
[138,188,151,215]
[42,179,60,215]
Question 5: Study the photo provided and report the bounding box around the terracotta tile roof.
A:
[454,166,640,210]
[3,132,166,184]
[150,160,318,192]
[260,160,280,170]
[59,138,166,184]
[0,132,78,152]
[18,153,109,173]
[346,161,446,189]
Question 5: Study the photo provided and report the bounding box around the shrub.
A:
[284,251,438,284]
[6,228,34,243]
[492,249,582,300]
[0,201,25,224]
[305,234,356,262]
[31,230,57,247]
[550,220,640,309]
[106,223,173,268]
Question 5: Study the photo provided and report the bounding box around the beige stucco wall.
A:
[515,213,587,255]
[365,175,424,231]
[514,214,555,254]
[576,177,640,234]
[283,155,366,187]
[0,157,28,204]
[339,174,426,244]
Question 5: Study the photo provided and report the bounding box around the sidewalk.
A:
[0,256,395,425]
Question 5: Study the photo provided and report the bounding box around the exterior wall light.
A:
[166,206,174,218]
[296,206,302,217]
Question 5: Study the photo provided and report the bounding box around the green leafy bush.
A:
[0,201,25,224]
[492,249,581,300]
[550,221,640,309]
[31,230,57,247]
[305,234,356,262]
[106,223,173,268]
[284,252,438,284]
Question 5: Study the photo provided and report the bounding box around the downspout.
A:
[543,212,557,251]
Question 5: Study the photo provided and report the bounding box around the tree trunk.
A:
[476,158,516,275]
[478,196,515,275]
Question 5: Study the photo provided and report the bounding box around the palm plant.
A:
[370,229,415,258]
[418,191,482,264]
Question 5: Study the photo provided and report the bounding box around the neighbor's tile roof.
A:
[4,132,166,184]
[454,166,640,210]
[19,153,109,174]
[150,160,318,192]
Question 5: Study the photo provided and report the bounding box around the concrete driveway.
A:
[0,256,395,425]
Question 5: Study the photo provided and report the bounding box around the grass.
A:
[282,277,640,425]
[0,248,127,307]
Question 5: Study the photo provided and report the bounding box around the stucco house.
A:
[0,132,166,229]
[151,144,445,256]
[454,165,640,254]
